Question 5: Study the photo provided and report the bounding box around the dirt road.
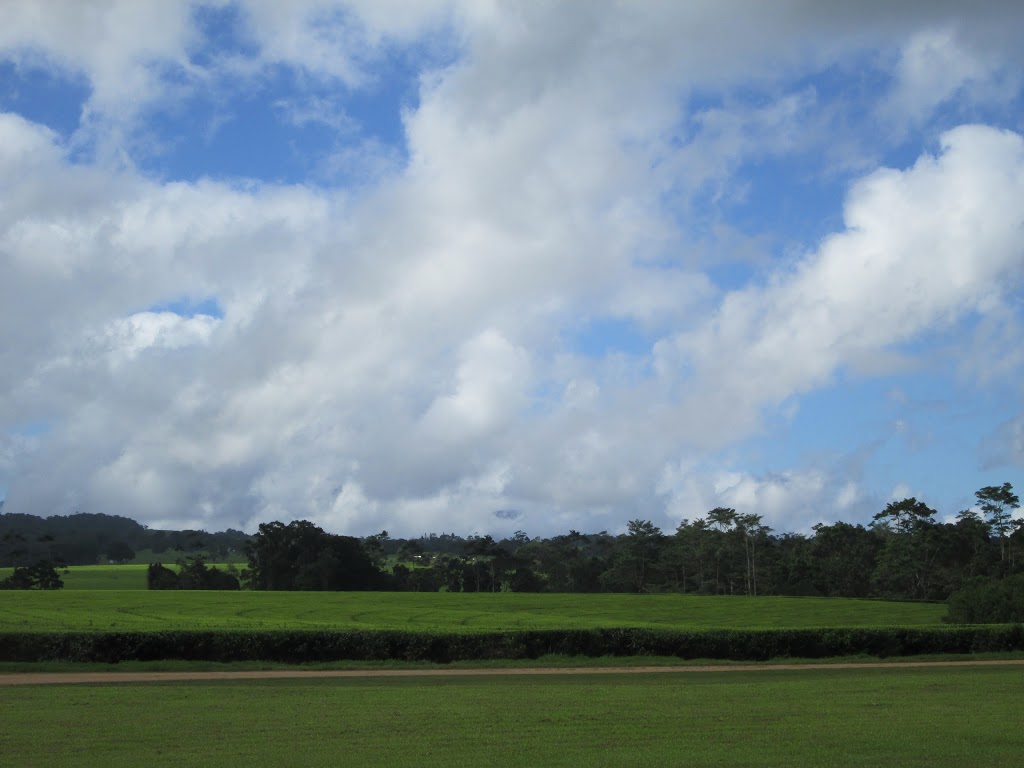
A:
[3,659,1023,686]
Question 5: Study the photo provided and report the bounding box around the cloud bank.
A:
[1,2,1022,535]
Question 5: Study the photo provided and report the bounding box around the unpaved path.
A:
[3,659,1024,686]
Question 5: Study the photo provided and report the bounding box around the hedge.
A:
[1,625,1023,664]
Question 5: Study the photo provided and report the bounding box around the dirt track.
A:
[3,659,1023,686]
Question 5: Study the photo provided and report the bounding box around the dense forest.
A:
[1,483,1020,603]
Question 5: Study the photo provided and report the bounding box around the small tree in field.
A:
[0,560,66,590]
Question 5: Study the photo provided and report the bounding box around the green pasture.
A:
[0,563,236,590]
[1,665,1021,767]
[0,590,945,632]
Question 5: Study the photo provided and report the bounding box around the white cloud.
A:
[0,3,1023,536]
[656,125,1024,448]
[889,483,913,501]
[98,311,220,362]
[880,23,1022,133]
[419,329,531,443]
[836,481,860,510]
[658,462,869,533]
[0,0,197,120]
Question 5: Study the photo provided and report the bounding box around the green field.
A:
[0,590,945,632]
[1,665,1020,767]
[0,563,238,590]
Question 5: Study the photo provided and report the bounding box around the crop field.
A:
[1,665,1021,767]
[0,590,945,632]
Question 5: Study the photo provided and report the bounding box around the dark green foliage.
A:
[105,540,135,564]
[0,560,66,590]
[0,512,250,566]
[243,520,389,591]
[871,498,937,534]
[975,483,1021,567]
[147,563,179,590]
[1,625,1022,664]
[600,519,666,593]
[946,575,1024,624]
[146,557,240,590]
[177,555,240,590]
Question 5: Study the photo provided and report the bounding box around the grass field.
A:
[0,563,237,590]
[1,665,1020,767]
[0,590,946,632]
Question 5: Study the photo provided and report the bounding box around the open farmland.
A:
[1,665,1021,767]
[0,590,945,632]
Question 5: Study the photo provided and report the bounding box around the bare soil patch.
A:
[3,659,1024,686]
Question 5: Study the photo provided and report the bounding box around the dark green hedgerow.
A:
[0,626,1022,664]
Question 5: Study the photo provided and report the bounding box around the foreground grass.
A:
[0,590,946,632]
[1,665,1020,767]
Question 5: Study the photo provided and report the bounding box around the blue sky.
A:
[0,2,1022,536]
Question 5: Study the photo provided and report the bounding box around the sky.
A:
[1,1,1023,538]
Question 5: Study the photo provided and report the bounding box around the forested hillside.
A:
[0,512,249,567]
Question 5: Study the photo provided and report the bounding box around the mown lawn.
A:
[0,590,945,632]
[0,665,1020,767]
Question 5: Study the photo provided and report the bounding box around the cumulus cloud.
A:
[0,0,196,114]
[656,125,1024,448]
[1,2,1023,535]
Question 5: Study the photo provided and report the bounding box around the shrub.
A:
[945,575,1024,624]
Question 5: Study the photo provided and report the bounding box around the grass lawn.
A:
[0,590,946,632]
[0,665,1020,767]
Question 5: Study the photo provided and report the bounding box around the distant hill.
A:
[0,511,250,567]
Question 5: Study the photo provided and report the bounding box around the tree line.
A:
[2,483,1020,603]
[214,483,1021,602]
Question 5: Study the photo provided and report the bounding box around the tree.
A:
[0,560,66,590]
[770,532,816,596]
[146,557,240,590]
[810,522,879,597]
[106,541,135,564]
[396,540,425,563]
[147,563,180,590]
[735,513,770,596]
[2,530,29,567]
[465,535,507,592]
[704,508,741,593]
[871,498,937,535]
[949,512,994,582]
[601,520,665,593]
[975,483,1020,567]
[243,520,385,591]
[871,498,943,600]
[362,531,389,569]
[507,530,531,552]
[670,518,716,593]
